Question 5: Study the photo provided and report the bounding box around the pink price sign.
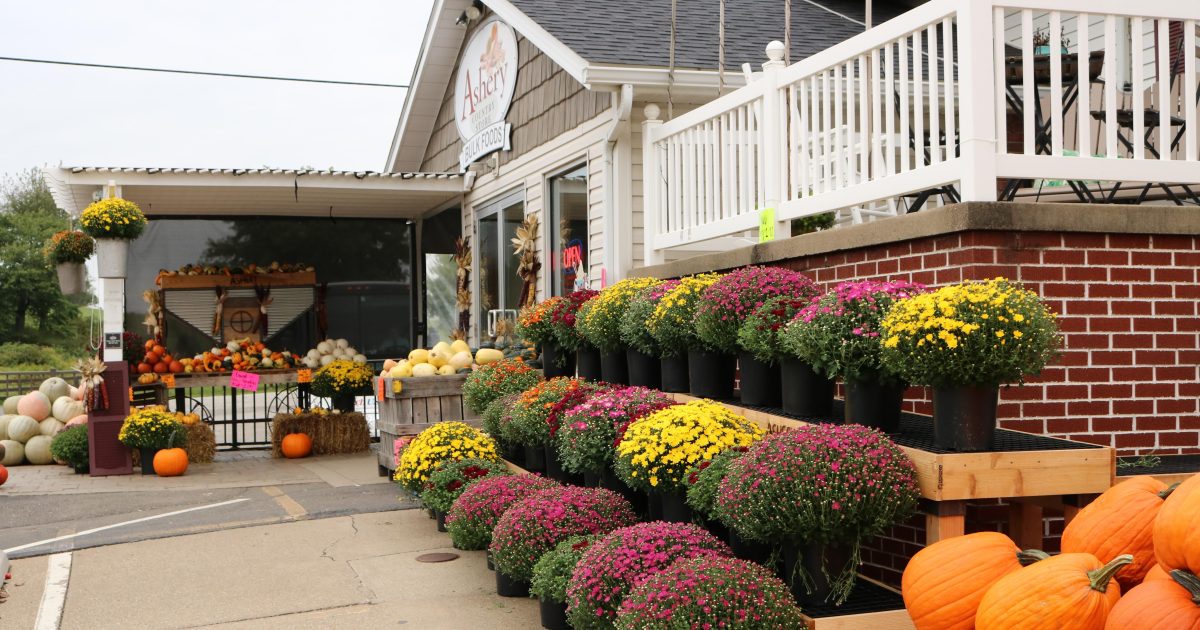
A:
[229,369,260,391]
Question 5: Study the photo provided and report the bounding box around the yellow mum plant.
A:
[614,399,764,492]
[577,277,662,353]
[879,278,1061,387]
[311,359,374,397]
[394,421,500,493]
[645,273,723,356]
[79,198,148,240]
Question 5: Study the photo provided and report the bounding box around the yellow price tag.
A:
[759,208,776,243]
[392,379,404,395]
[296,369,313,383]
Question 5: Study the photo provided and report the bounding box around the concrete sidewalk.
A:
[3,509,539,629]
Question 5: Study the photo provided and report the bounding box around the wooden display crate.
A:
[158,271,316,290]
[375,374,481,475]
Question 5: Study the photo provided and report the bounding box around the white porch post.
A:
[760,41,788,239]
[641,104,665,266]
[955,1,999,201]
[99,180,125,362]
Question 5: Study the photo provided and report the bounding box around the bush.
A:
[530,535,599,604]
[79,198,147,240]
[0,343,75,370]
[645,273,723,356]
[462,358,541,415]
[419,458,509,514]
[480,393,519,446]
[566,521,732,629]
[118,407,186,450]
[445,475,561,550]
[616,555,804,629]
[50,424,89,467]
[44,230,94,264]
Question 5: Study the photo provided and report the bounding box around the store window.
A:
[124,217,415,359]
[475,191,525,340]
[548,165,588,296]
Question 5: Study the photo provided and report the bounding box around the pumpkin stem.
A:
[1017,549,1051,566]
[1169,570,1200,605]
[1159,482,1181,500]
[1087,554,1134,592]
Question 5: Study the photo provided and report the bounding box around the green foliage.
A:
[419,458,510,513]
[0,342,77,370]
[685,447,747,521]
[530,535,597,603]
[791,212,835,235]
[50,424,89,467]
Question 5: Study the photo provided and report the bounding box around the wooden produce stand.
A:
[669,394,1115,549]
[158,271,316,290]
[374,374,481,476]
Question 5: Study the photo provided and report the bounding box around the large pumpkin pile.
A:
[381,339,497,379]
[0,377,87,466]
[902,473,1200,630]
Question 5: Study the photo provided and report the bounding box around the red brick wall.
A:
[775,230,1199,456]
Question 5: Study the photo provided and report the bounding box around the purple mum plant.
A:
[695,266,819,355]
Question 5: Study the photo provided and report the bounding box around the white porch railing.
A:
[642,0,1200,263]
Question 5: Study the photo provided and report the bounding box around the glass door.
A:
[476,191,525,340]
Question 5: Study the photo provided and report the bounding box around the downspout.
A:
[603,83,634,285]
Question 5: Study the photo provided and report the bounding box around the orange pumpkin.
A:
[1104,569,1200,630]
[0,464,8,486]
[1061,475,1172,589]
[1145,564,1171,582]
[281,433,313,459]
[153,448,189,477]
[976,552,1131,630]
[902,532,1038,630]
[1155,474,1200,575]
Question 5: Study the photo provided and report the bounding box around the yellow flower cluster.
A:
[79,198,148,240]
[578,277,661,352]
[118,406,183,449]
[312,359,373,397]
[393,421,500,492]
[615,399,763,491]
[882,278,1034,351]
[646,273,722,353]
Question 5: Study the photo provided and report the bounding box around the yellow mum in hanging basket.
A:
[393,422,500,493]
[79,198,148,240]
[614,399,764,492]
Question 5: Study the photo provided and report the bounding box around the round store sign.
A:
[455,18,519,171]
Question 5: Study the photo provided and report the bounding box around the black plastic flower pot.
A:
[541,343,577,378]
[504,442,525,467]
[486,550,496,571]
[780,539,851,607]
[728,529,772,567]
[644,490,663,522]
[435,510,447,532]
[659,355,690,393]
[495,571,530,598]
[538,598,570,630]
[780,358,835,417]
[703,519,729,541]
[626,348,661,389]
[139,448,160,475]
[933,385,999,452]
[576,345,603,381]
[657,489,693,523]
[844,378,906,433]
[73,462,89,474]
[601,472,646,518]
[737,353,781,407]
[600,349,629,385]
[544,443,582,484]
[582,470,602,487]
[524,444,547,473]
[687,350,736,399]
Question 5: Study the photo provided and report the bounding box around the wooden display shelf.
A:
[165,369,301,388]
[799,576,913,630]
[158,271,316,290]
[673,394,1115,547]
[1115,454,1200,487]
[375,375,480,475]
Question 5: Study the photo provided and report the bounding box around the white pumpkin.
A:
[316,341,333,355]
[261,357,274,368]
[448,351,473,370]
[0,440,23,466]
[52,396,74,421]
[24,435,53,465]
[352,354,368,363]
[2,395,19,415]
[69,385,83,401]
[319,355,335,367]
[17,391,51,421]
[64,414,88,429]
[335,338,350,349]
[39,377,71,402]
[0,414,12,440]
[307,349,321,361]
[7,415,40,443]
[343,347,357,357]
[411,363,438,377]
[39,419,64,436]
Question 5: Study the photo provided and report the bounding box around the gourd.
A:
[2,395,18,414]
[1104,569,1200,630]
[1154,473,1200,575]
[449,351,473,370]
[437,364,456,376]
[1,440,24,466]
[153,448,189,476]
[0,464,7,486]
[1061,475,1172,589]
[17,391,51,421]
[0,414,12,440]
[39,377,71,402]
[412,363,437,377]
[7,415,40,443]
[474,348,504,365]
[408,348,430,364]
[902,532,1039,630]
[450,339,471,355]
[24,435,54,465]
[281,433,313,459]
[39,419,64,436]
[976,552,1132,630]
[428,349,450,368]
[431,341,451,356]
[0,441,4,462]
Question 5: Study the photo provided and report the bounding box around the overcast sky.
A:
[0,0,435,181]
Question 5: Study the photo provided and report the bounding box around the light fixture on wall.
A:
[456,0,484,26]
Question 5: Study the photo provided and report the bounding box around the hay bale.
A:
[182,422,216,464]
[270,411,370,458]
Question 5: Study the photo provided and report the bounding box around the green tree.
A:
[0,169,83,345]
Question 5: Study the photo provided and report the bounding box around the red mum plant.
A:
[566,521,732,629]
[694,266,819,355]
[548,289,601,351]
[490,486,637,582]
[446,474,562,550]
[716,424,919,604]
[419,457,510,514]
[737,295,818,364]
[462,358,543,415]
[503,377,605,447]
[554,386,678,476]
[615,555,805,629]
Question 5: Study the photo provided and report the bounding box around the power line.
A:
[0,55,409,88]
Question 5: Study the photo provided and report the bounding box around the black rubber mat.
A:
[718,397,1101,454]
[801,577,906,618]
[1117,454,1200,477]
